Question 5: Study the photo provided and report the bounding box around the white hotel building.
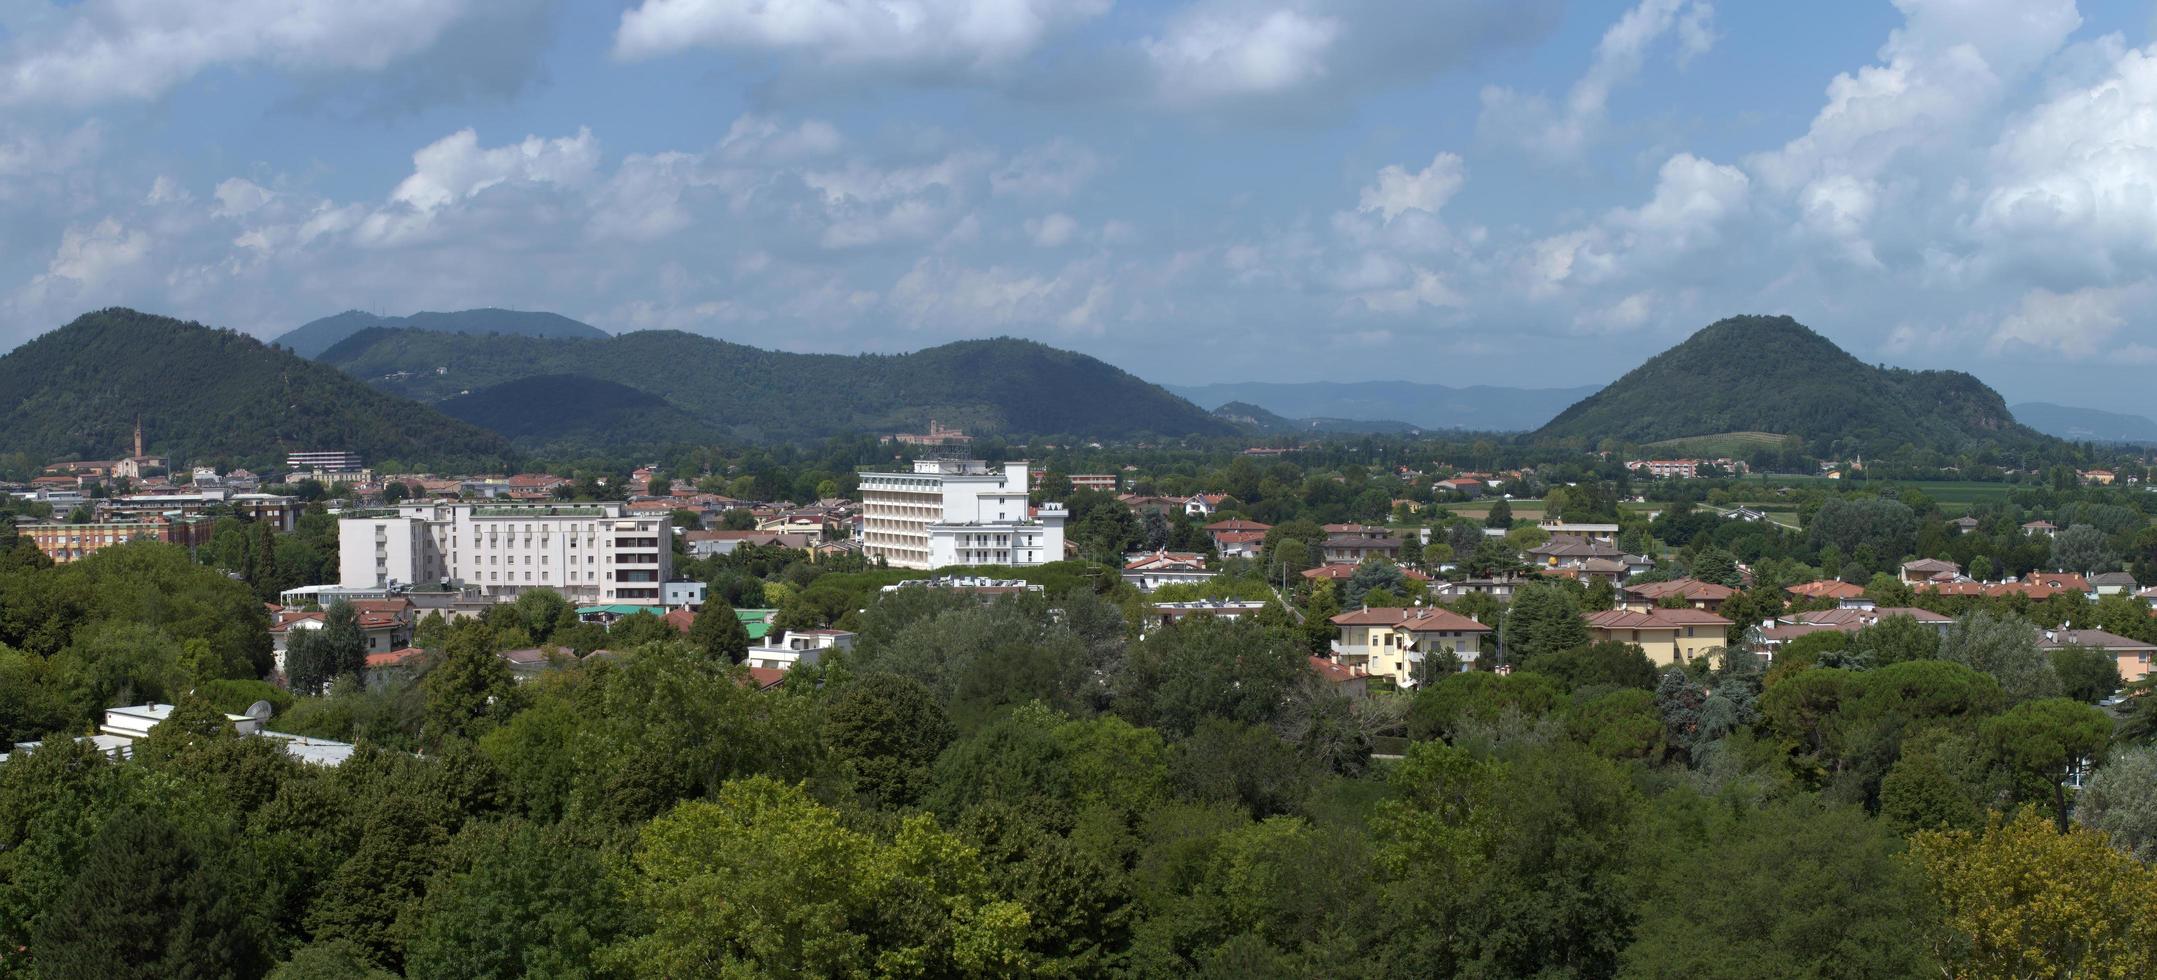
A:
[339,502,672,605]
[859,459,1065,569]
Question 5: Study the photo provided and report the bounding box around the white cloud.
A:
[0,0,503,107]
[614,0,1109,73]
[1357,152,1465,221]
[212,178,274,218]
[888,256,1108,332]
[720,116,845,163]
[358,128,600,246]
[1479,0,1715,162]
[1028,212,1079,247]
[42,218,150,285]
[1987,283,2157,361]
[1974,44,2157,284]
[990,140,1103,198]
[1144,4,1341,102]
[1611,153,1749,244]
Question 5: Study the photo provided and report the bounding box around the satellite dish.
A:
[245,700,274,722]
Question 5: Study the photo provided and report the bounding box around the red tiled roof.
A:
[1625,578,1736,601]
[365,647,426,668]
[663,609,696,634]
[1398,608,1491,633]
[741,667,788,690]
[1787,580,1867,599]
[1206,519,1272,532]
[1585,608,1732,629]
[1308,656,1369,684]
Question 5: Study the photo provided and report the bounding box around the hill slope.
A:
[2011,402,2157,444]
[276,308,609,359]
[1534,315,2047,453]
[1167,380,1599,432]
[1211,401,1424,435]
[319,329,1234,442]
[438,375,721,447]
[0,309,514,469]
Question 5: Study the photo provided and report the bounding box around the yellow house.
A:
[1584,608,1731,667]
[1329,606,1493,686]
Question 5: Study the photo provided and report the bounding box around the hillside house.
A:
[1584,608,1732,667]
[1122,551,1215,593]
[1328,605,1492,686]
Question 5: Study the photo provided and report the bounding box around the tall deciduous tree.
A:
[30,809,266,978]
[1913,808,2157,978]
[1985,697,2111,831]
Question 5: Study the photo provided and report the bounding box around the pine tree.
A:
[254,519,282,600]
[318,599,369,683]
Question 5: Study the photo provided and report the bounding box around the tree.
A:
[30,808,266,979]
[511,588,569,644]
[1141,511,1172,551]
[2049,645,2123,704]
[1519,640,1657,692]
[1692,548,1742,588]
[1940,609,2061,704]
[1500,583,1588,666]
[1848,613,1939,666]
[687,598,752,664]
[2052,524,2118,574]
[405,820,626,979]
[614,776,1033,977]
[1985,697,2112,831]
[2077,746,2157,862]
[824,673,956,807]
[423,618,515,745]
[1623,799,1933,978]
[1342,556,1405,608]
[316,599,368,681]
[1483,498,1512,529]
[1912,808,2157,978]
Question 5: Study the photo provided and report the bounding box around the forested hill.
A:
[276,308,609,359]
[1533,315,2052,454]
[0,309,514,470]
[320,328,1236,442]
[437,374,722,448]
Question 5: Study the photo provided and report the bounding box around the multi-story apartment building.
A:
[338,502,672,605]
[19,517,211,563]
[857,459,1065,569]
[287,450,364,471]
[102,491,300,531]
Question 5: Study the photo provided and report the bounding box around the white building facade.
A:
[339,501,673,605]
[858,459,1065,570]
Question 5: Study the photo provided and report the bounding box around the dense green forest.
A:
[275,308,610,359]
[0,309,514,472]
[1535,315,2057,457]
[317,328,1236,443]
[436,375,723,449]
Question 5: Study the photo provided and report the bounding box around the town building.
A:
[744,629,858,672]
[1121,551,1215,592]
[101,490,300,531]
[1328,605,1493,686]
[1145,599,1271,631]
[1068,474,1119,493]
[1319,524,1401,563]
[890,420,973,447]
[338,501,673,606]
[1620,578,1736,612]
[286,450,364,472]
[857,459,1064,569]
[1899,558,1962,585]
[1584,608,1732,667]
[1184,493,1235,518]
[2040,627,2157,684]
[17,517,209,563]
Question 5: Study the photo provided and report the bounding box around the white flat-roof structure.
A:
[858,459,1064,569]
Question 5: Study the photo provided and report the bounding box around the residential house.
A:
[1527,538,1625,568]
[1584,608,1733,667]
[1307,656,1371,699]
[2038,628,2157,685]
[1206,519,1271,559]
[1538,521,1619,545]
[1328,605,1492,686]
[1621,578,1736,613]
[1434,477,1484,497]
[2082,470,2117,486]
[1184,493,1235,518]
[1303,562,1433,583]
[2090,571,2139,596]
[1117,494,1186,517]
[1899,558,1963,585]
[1787,579,1869,604]
[1950,516,1981,534]
[1319,524,1402,563]
[2022,520,2059,537]
[1431,578,1518,600]
[1145,599,1270,631]
[1122,551,1216,593]
[744,629,857,672]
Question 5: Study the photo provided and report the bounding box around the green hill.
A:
[1211,401,1425,435]
[438,374,721,448]
[319,328,1235,443]
[276,308,609,359]
[0,309,515,470]
[1534,315,2048,454]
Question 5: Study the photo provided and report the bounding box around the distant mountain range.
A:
[318,327,1234,444]
[1167,381,1601,433]
[2009,402,2157,444]
[276,308,610,359]
[0,309,513,469]
[1209,401,1425,435]
[1534,314,2053,454]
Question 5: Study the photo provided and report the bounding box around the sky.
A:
[5,0,2157,412]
